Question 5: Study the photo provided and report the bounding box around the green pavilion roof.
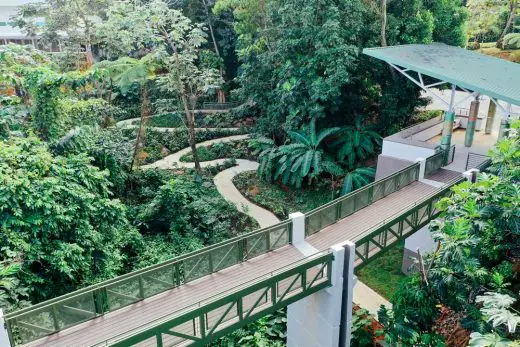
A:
[363,43,520,106]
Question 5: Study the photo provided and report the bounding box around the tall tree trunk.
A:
[131,86,150,170]
[201,0,226,103]
[85,43,94,68]
[380,0,396,80]
[497,0,518,47]
[183,94,202,173]
[201,0,220,58]
[380,0,388,47]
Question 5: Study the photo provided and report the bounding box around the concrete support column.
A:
[485,98,497,134]
[463,168,480,183]
[498,103,512,140]
[415,157,426,180]
[339,241,356,347]
[287,244,348,347]
[0,309,12,347]
[464,97,480,147]
[498,119,509,140]
[440,111,455,153]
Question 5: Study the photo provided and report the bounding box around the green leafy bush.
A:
[57,98,125,129]
[52,126,134,194]
[233,171,331,219]
[0,135,141,304]
[135,175,258,247]
[503,33,520,50]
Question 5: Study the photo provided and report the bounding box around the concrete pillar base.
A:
[287,245,346,347]
[0,309,11,347]
[440,111,455,153]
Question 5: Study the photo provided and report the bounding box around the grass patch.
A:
[478,44,520,63]
[356,241,408,300]
[233,171,332,219]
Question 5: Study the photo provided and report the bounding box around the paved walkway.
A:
[214,160,280,229]
[141,134,250,170]
[140,134,279,228]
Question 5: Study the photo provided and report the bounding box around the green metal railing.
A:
[354,176,464,268]
[304,163,420,236]
[103,251,333,347]
[424,145,455,177]
[5,221,292,345]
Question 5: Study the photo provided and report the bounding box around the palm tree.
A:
[341,167,376,195]
[258,118,343,187]
[333,117,382,168]
[93,55,157,169]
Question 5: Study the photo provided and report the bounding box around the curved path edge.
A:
[140,133,280,228]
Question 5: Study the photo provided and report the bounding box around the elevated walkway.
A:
[5,150,470,347]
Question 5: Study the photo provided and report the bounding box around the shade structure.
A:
[363,43,520,106]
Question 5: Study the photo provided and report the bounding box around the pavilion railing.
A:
[465,152,491,171]
[304,163,420,236]
[354,176,464,268]
[4,220,292,345]
[424,145,455,177]
[102,251,333,347]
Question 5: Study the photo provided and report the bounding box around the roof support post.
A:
[498,103,512,140]
[465,94,481,147]
[485,98,497,134]
[388,63,449,108]
[440,85,457,160]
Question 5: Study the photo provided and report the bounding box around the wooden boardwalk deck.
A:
[307,181,436,250]
[26,181,442,347]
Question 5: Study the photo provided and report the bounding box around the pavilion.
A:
[363,43,520,165]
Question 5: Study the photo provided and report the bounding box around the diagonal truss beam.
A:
[388,62,517,119]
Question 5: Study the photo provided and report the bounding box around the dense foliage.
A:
[0,136,140,304]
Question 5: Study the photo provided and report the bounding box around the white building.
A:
[0,0,55,50]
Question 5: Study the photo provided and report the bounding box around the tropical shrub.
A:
[53,126,135,194]
[503,33,520,50]
[0,135,141,303]
[180,140,254,162]
[142,128,245,164]
[57,98,125,129]
[332,117,382,168]
[135,176,258,246]
[257,118,343,187]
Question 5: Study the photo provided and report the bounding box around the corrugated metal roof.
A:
[363,43,520,106]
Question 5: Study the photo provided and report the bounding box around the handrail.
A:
[97,250,333,346]
[304,162,420,236]
[465,152,491,171]
[354,175,465,267]
[5,220,292,344]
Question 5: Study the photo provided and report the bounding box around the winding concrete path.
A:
[140,133,280,228]
[214,160,280,228]
[141,134,250,170]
